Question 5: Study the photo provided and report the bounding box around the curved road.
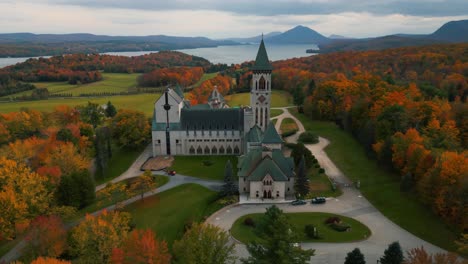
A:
[207,107,446,264]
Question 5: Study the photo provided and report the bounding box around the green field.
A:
[307,167,342,198]
[290,108,458,251]
[270,108,283,118]
[225,90,292,107]
[124,184,218,246]
[279,117,299,134]
[192,72,218,87]
[170,155,238,180]
[0,93,160,115]
[231,212,371,244]
[94,145,146,185]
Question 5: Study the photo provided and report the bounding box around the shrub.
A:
[325,216,341,225]
[298,131,319,144]
[318,168,325,174]
[330,222,350,232]
[304,224,319,239]
[312,159,318,164]
[315,164,320,168]
[281,129,298,138]
[202,160,214,166]
[244,217,255,227]
[285,142,297,149]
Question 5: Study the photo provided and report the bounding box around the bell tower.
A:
[250,37,272,132]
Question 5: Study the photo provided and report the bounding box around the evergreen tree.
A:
[291,143,313,169]
[56,174,80,208]
[72,170,96,208]
[307,79,316,95]
[295,156,309,197]
[94,127,110,178]
[345,248,366,264]
[242,206,315,264]
[221,160,237,196]
[293,86,305,106]
[400,173,413,192]
[105,101,117,117]
[380,242,404,264]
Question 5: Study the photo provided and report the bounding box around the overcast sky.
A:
[1,0,467,38]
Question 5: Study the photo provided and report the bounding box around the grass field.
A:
[124,184,218,246]
[225,90,292,107]
[307,167,342,198]
[290,108,458,251]
[94,145,146,185]
[231,212,371,244]
[279,118,299,134]
[270,108,283,118]
[192,72,218,87]
[170,155,238,180]
[0,93,160,115]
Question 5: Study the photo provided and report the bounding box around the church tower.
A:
[250,38,272,132]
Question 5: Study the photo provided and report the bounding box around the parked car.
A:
[311,197,326,204]
[167,170,176,176]
[291,199,306,206]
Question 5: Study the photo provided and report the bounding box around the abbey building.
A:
[151,40,295,199]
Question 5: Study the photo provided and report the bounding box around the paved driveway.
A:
[207,107,447,264]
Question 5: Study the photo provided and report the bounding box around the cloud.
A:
[0,1,467,38]
[40,0,468,17]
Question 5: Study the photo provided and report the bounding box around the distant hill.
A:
[329,34,352,39]
[0,33,239,58]
[225,32,281,43]
[319,19,467,53]
[265,25,330,45]
[428,19,468,42]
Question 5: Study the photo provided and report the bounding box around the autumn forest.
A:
[0,42,467,263]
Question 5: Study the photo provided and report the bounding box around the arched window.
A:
[204,146,210,154]
[197,146,203,154]
[259,76,265,90]
[212,146,217,154]
[219,146,225,154]
[227,146,232,154]
[234,146,240,154]
[265,108,268,127]
[189,146,195,154]
[260,107,263,127]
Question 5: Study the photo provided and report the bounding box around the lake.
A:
[0,44,317,68]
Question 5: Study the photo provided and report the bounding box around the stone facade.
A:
[151,39,295,200]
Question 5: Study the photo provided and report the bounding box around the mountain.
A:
[265,25,330,44]
[318,19,467,53]
[428,19,468,42]
[225,32,282,43]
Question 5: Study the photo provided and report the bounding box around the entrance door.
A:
[268,190,272,198]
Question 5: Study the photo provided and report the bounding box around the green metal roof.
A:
[262,122,283,144]
[180,108,244,131]
[174,85,184,99]
[237,149,294,182]
[246,125,263,143]
[252,39,273,71]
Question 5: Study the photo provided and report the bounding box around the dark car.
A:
[291,199,306,206]
[167,170,176,176]
[311,197,326,204]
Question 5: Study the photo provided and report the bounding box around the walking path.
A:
[206,107,447,264]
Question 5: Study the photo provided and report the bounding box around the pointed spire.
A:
[252,37,273,71]
[262,122,283,144]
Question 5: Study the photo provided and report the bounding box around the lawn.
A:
[94,145,146,185]
[170,155,238,180]
[124,184,219,246]
[270,108,283,118]
[231,212,371,244]
[192,72,218,87]
[225,90,293,108]
[290,108,458,251]
[78,175,169,218]
[307,167,342,198]
[279,117,299,134]
[0,93,160,116]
